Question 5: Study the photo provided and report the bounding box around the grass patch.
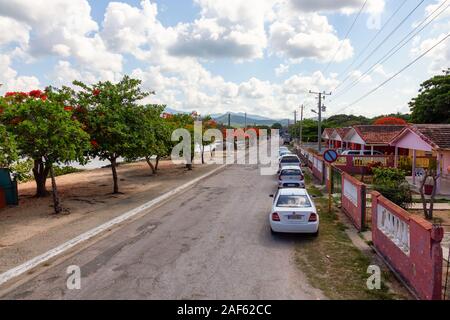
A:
[295,196,399,300]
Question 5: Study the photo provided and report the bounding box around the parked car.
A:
[279,149,291,157]
[278,166,305,189]
[278,154,301,172]
[269,188,319,235]
[341,150,383,156]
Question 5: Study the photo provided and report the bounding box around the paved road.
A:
[1,164,324,300]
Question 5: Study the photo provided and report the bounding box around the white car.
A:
[278,166,305,189]
[269,188,319,235]
[341,150,383,156]
[278,154,301,172]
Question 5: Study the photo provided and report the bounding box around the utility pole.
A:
[244,112,247,129]
[309,90,331,152]
[299,104,304,146]
[293,110,297,142]
[228,113,231,127]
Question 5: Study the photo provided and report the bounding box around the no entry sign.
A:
[323,149,338,164]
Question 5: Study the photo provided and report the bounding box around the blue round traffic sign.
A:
[323,149,338,163]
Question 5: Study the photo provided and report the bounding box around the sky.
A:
[0,0,449,120]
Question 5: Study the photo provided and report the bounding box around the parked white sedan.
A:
[269,188,319,235]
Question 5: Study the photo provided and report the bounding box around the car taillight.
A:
[299,174,304,180]
[272,212,280,221]
[308,213,317,222]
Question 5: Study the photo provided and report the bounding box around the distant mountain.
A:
[214,113,289,127]
[163,108,289,127]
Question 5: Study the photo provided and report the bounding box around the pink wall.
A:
[371,191,444,300]
[341,172,366,231]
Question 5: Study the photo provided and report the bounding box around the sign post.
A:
[323,149,339,213]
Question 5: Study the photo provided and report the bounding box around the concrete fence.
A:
[341,172,366,231]
[372,191,444,300]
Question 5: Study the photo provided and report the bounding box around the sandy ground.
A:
[0,158,220,273]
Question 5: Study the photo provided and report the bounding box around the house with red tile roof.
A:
[322,127,352,149]
[342,125,407,154]
[390,124,450,195]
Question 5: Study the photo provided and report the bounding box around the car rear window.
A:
[280,156,299,163]
[276,195,311,208]
[281,169,301,176]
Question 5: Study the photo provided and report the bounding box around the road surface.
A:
[0,164,324,300]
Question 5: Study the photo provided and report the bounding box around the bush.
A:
[372,167,412,209]
[10,159,33,182]
[51,166,83,177]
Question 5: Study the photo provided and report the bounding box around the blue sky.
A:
[0,0,449,119]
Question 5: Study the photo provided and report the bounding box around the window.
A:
[280,156,299,163]
[281,169,302,176]
[276,195,311,208]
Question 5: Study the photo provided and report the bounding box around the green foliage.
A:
[52,166,83,177]
[373,167,412,209]
[271,123,282,130]
[69,75,157,193]
[0,122,18,167]
[10,159,34,182]
[0,88,91,196]
[409,69,450,123]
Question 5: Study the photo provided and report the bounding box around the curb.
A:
[0,164,227,287]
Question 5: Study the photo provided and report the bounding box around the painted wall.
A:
[371,191,444,300]
[341,172,366,231]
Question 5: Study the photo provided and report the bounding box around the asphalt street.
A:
[1,163,324,300]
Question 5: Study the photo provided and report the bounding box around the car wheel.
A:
[312,228,319,237]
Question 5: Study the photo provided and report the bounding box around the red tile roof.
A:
[322,128,334,138]
[353,125,406,144]
[411,124,450,150]
[335,127,352,140]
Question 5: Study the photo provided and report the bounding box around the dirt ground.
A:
[0,159,220,273]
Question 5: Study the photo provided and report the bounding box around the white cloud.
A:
[268,10,354,63]
[275,64,289,76]
[0,0,123,78]
[0,16,30,47]
[411,33,450,74]
[0,54,40,93]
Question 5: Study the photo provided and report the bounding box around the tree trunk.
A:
[50,166,62,214]
[201,145,205,164]
[155,156,160,171]
[427,176,438,221]
[33,159,50,197]
[146,156,156,174]
[110,157,119,194]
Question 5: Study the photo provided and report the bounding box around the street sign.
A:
[323,149,338,163]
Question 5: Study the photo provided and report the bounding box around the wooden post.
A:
[328,165,332,213]
[394,146,399,168]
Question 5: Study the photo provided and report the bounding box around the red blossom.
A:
[5,92,17,97]
[93,89,101,96]
[40,94,48,101]
[64,106,74,111]
[29,90,43,98]
[90,140,99,148]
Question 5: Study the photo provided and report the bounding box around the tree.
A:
[409,69,450,123]
[373,117,407,125]
[0,89,90,209]
[125,104,170,175]
[198,116,218,164]
[0,122,17,168]
[419,164,439,221]
[271,123,282,130]
[372,167,412,209]
[71,76,153,194]
[168,112,197,170]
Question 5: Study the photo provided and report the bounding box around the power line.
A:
[331,0,449,102]
[333,0,426,91]
[322,0,368,75]
[335,34,450,113]
[334,0,408,87]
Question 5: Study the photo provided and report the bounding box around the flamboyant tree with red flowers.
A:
[373,117,407,125]
[0,89,90,201]
[69,76,155,194]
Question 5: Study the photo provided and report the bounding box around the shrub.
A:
[372,167,412,209]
